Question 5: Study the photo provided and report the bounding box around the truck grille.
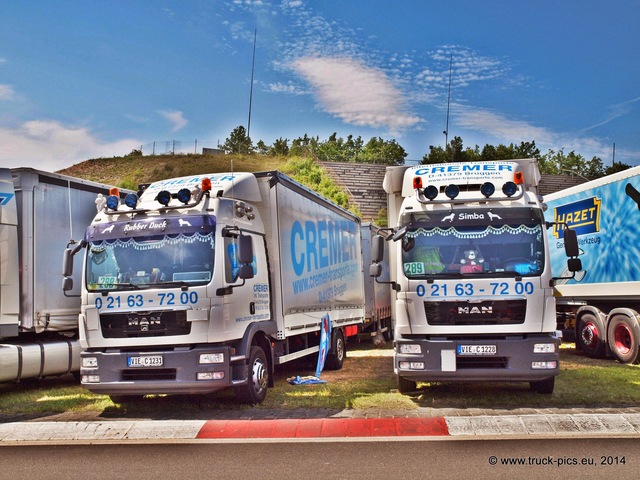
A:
[425,300,526,326]
[122,368,176,381]
[100,310,191,338]
[456,356,509,369]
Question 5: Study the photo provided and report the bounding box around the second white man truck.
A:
[370,160,580,394]
[65,171,366,403]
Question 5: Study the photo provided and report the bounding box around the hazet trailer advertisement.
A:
[545,174,640,284]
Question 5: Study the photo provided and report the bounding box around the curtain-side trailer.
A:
[0,167,124,383]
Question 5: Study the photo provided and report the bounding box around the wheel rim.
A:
[614,323,632,356]
[252,358,267,393]
[336,336,345,361]
[581,322,598,348]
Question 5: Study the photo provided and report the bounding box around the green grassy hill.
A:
[57,154,359,217]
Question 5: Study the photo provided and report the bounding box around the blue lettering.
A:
[305,221,319,272]
[318,220,329,268]
[291,221,305,276]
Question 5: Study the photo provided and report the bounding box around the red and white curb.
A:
[0,414,639,442]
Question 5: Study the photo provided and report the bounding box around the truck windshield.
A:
[399,208,545,278]
[85,216,215,291]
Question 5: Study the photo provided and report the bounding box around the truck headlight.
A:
[199,353,224,364]
[82,357,98,368]
[399,344,421,354]
[533,343,556,354]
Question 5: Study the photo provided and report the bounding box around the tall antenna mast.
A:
[247,28,257,139]
[444,54,452,157]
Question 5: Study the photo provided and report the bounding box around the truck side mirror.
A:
[369,263,382,278]
[62,276,73,292]
[567,257,582,273]
[563,228,579,258]
[238,234,254,264]
[371,234,385,263]
[62,248,74,277]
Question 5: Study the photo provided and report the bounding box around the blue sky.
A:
[2,0,639,171]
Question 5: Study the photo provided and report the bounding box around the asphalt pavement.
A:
[2,406,640,443]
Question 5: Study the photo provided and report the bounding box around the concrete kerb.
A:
[1,408,640,443]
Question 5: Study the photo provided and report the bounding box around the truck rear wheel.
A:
[576,313,607,358]
[397,375,417,394]
[234,346,269,405]
[607,315,640,364]
[325,329,345,370]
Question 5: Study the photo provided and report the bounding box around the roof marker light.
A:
[444,184,460,200]
[177,188,192,204]
[423,185,439,200]
[413,177,423,189]
[201,178,212,192]
[124,193,139,208]
[502,181,518,197]
[157,190,172,206]
[480,182,495,198]
[109,187,120,197]
[514,171,525,185]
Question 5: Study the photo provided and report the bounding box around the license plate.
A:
[457,345,497,356]
[128,355,163,367]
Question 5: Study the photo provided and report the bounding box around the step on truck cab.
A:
[370,160,580,394]
[66,171,365,404]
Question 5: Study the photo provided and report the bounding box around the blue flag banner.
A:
[287,314,332,386]
[316,314,332,378]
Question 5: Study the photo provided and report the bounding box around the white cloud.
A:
[0,84,15,101]
[292,56,422,133]
[158,110,188,132]
[0,120,141,172]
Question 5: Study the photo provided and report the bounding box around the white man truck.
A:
[370,160,580,394]
[545,165,640,364]
[0,167,126,383]
[66,171,365,403]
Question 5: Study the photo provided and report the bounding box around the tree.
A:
[221,125,254,155]
[255,140,269,155]
[270,137,290,156]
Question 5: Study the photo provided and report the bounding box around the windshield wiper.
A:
[151,281,192,290]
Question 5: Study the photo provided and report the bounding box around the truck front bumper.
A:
[80,345,248,395]
[395,334,560,383]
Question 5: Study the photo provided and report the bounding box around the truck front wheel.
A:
[529,376,555,394]
[607,315,640,364]
[235,346,269,405]
[397,375,417,394]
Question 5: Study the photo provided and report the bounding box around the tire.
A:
[529,376,555,394]
[397,375,417,394]
[575,313,607,358]
[383,317,394,341]
[234,346,269,405]
[607,315,640,364]
[325,329,345,370]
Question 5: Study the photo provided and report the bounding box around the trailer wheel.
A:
[397,375,417,394]
[529,376,555,394]
[235,346,269,405]
[576,313,607,358]
[325,329,345,370]
[607,315,640,364]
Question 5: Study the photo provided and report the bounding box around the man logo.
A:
[458,306,493,314]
